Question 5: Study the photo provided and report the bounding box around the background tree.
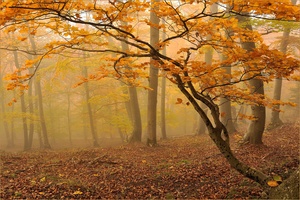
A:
[147,0,160,146]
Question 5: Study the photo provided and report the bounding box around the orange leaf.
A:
[267,180,279,187]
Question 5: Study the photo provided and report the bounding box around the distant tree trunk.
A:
[160,26,167,140]
[147,0,160,146]
[120,38,142,143]
[0,71,12,148]
[35,78,51,149]
[82,65,99,147]
[220,62,237,134]
[34,93,43,148]
[67,91,72,145]
[195,3,216,136]
[161,71,167,139]
[28,35,51,149]
[269,0,295,129]
[238,16,265,144]
[13,50,30,151]
[27,78,34,149]
[220,3,237,134]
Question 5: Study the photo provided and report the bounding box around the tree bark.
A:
[238,16,266,144]
[269,168,299,199]
[147,0,160,146]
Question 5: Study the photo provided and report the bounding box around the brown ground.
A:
[0,121,299,199]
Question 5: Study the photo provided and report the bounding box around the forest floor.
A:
[0,121,299,199]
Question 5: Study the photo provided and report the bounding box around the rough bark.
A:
[147,0,160,146]
[269,168,299,199]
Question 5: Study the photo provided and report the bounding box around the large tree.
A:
[1,0,299,194]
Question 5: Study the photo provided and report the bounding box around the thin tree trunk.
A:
[82,65,99,147]
[12,50,30,151]
[28,35,51,149]
[35,78,51,149]
[161,25,167,140]
[0,71,12,147]
[120,39,142,143]
[269,8,294,129]
[27,78,34,149]
[67,91,72,145]
[147,0,160,146]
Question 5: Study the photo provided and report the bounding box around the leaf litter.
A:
[0,122,299,199]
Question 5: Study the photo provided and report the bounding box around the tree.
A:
[237,16,266,144]
[147,0,160,146]
[1,0,299,193]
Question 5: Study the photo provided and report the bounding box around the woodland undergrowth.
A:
[0,121,299,199]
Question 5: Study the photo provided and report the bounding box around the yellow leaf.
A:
[141,160,147,163]
[267,180,279,187]
[73,190,83,195]
[40,177,46,182]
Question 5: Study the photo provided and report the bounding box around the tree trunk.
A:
[13,50,30,151]
[147,0,160,146]
[67,91,72,145]
[243,78,265,144]
[160,26,167,140]
[220,54,237,134]
[27,77,34,149]
[269,168,299,199]
[35,78,51,149]
[82,65,99,147]
[28,34,51,149]
[120,37,142,143]
[238,16,266,144]
[269,7,294,129]
[0,71,12,148]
